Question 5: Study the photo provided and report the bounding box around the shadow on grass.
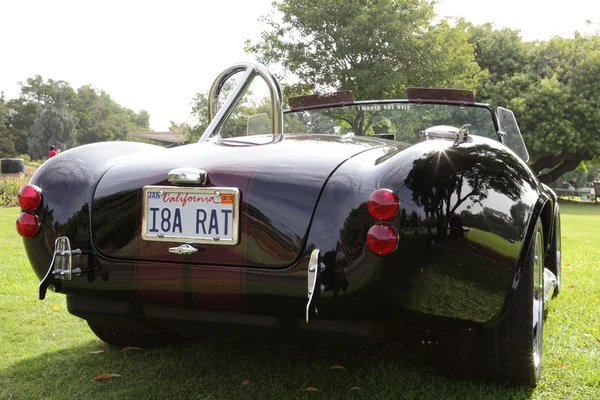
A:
[1,337,533,400]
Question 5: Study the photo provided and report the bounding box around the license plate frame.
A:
[141,186,240,245]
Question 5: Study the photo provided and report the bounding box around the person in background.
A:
[48,145,59,158]
[567,176,578,188]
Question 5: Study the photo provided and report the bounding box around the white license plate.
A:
[141,186,239,245]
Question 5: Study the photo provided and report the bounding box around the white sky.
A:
[1,0,598,131]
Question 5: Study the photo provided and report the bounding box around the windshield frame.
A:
[282,99,501,141]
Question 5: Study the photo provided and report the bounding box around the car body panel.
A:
[24,132,553,327]
[91,135,386,268]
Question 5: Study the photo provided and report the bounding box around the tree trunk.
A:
[532,151,593,184]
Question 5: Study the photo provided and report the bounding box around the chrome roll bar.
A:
[198,62,284,142]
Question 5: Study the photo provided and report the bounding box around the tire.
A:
[440,218,544,386]
[0,158,25,174]
[87,321,179,348]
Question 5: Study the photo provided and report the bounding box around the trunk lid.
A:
[92,135,384,268]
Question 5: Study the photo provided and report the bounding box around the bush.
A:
[27,160,43,168]
[18,154,31,163]
[0,176,29,207]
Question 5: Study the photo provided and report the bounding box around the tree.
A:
[168,121,192,132]
[246,0,484,100]
[5,77,77,156]
[0,93,17,158]
[134,109,150,129]
[468,23,531,82]
[520,35,600,182]
[28,104,77,159]
[469,26,600,184]
[186,81,275,141]
[71,85,151,145]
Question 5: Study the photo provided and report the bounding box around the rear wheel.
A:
[440,218,544,386]
[87,322,179,348]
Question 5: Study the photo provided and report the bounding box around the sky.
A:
[1,0,598,132]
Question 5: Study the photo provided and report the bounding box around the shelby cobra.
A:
[18,62,560,386]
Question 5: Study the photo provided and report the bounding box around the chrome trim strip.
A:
[200,62,283,142]
[141,185,240,246]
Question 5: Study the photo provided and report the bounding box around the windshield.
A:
[283,102,497,144]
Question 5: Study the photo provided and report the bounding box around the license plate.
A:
[141,186,239,245]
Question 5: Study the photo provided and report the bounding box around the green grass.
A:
[1,204,599,399]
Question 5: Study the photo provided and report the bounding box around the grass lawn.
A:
[1,204,599,399]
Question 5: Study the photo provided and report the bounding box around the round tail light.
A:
[366,224,399,256]
[16,212,40,238]
[368,189,400,221]
[18,184,42,211]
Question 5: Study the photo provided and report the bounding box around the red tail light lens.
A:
[368,189,400,220]
[16,212,40,238]
[18,184,42,211]
[366,224,399,256]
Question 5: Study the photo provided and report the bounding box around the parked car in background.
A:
[17,62,561,387]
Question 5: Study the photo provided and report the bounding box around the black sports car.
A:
[18,62,560,386]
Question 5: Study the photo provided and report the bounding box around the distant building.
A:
[129,132,186,145]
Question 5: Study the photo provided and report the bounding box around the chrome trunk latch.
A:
[306,249,326,324]
[168,167,208,185]
[168,244,198,255]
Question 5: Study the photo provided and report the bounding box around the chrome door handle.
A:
[168,244,198,255]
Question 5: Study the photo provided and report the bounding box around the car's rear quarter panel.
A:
[290,137,544,324]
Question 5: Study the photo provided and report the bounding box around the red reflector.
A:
[18,184,42,211]
[16,212,40,238]
[368,189,400,220]
[366,224,399,256]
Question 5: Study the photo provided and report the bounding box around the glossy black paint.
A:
[92,135,382,268]
[23,122,557,333]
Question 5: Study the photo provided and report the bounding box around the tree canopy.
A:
[243,2,600,184]
[2,2,599,185]
[245,0,484,100]
[468,26,600,183]
[1,76,152,159]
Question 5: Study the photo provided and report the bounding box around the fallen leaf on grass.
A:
[88,350,106,355]
[552,362,573,370]
[52,305,61,311]
[328,365,345,370]
[595,337,600,344]
[120,346,146,352]
[384,341,405,348]
[94,373,121,381]
[350,387,361,391]
[304,387,318,392]
[242,379,250,385]
[569,285,575,289]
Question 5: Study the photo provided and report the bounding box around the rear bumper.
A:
[67,295,394,347]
